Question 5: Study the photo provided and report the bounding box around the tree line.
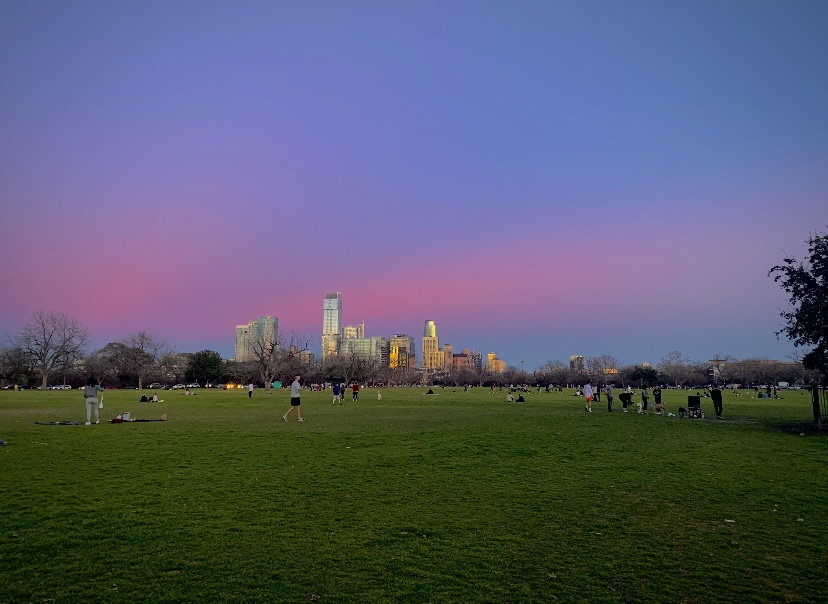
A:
[3,226,826,390]
[0,310,816,390]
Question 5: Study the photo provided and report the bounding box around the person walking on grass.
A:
[83,377,104,425]
[283,375,304,422]
[583,382,594,413]
[247,383,254,399]
[332,382,341,405]
[605,383,614,412]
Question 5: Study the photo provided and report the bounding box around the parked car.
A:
[186,383,201,388]
[148,383,163,389]
[172,384,185,390]
[51,385,72,390]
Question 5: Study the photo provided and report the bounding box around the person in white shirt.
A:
[283,375,304,422]
[583,383,594,413]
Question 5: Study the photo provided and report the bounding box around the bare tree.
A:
[158,351,188,384]
[16,311,90,389]
[657,351,695,387]
[249,330,311,388]
[85,347,117,386]
[538,360,569,387]
[121,331,169,389]
[0,344,34,387]
[323,351,376,387]
[586,355,620,387]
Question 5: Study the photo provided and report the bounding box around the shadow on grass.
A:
[758,419,828,436]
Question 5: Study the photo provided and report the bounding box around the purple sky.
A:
[1,1,826,370]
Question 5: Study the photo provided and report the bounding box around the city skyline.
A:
[1,2,825,371]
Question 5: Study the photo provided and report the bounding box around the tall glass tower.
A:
[322,292,342,360]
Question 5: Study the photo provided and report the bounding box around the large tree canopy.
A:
[186,350,225,384]
[769,230,828,376]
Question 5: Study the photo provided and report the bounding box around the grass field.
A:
[1,386,827,603]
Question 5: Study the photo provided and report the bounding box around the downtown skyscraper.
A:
[422,319,443,370]
[235,316,278,362]
[322,292,342,360]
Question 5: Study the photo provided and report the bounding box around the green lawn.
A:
[1,387,826,603]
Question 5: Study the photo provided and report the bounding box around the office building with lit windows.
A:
[390,334,415,371]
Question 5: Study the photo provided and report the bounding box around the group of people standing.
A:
[582,383,666,414]
[331,382,360,404]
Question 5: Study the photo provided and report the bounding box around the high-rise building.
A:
[342,338,372,358]
[370,336,389,367]
[390,334,415,371]
[235,316,278,362]
[471,352,483,372]
[487,352,506,374]
[442,343,454,370]
[422,320,443,370]
[322,292,342,360]
[452,348,474,372]
[235,325,251,361]
[570,355,584,370]
[342,322,364,340]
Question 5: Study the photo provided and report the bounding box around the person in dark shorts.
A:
[283,375,304,422]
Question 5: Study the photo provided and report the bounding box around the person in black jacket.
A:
[711,386,723,419]
[653,386,663,414]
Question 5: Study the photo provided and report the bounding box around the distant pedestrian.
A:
[283,375,304,422]
[83,377,104,425]
[247,383,254,399]
[583,383,594,413]
[332,383,341,405]
[605,383,614,412]
[351,382,360,401]
[711,385,723,419]
[640,387,649,413]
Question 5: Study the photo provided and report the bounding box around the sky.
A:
[1,0,826,371]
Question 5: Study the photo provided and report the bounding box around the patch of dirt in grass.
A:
[754,575,799,602]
